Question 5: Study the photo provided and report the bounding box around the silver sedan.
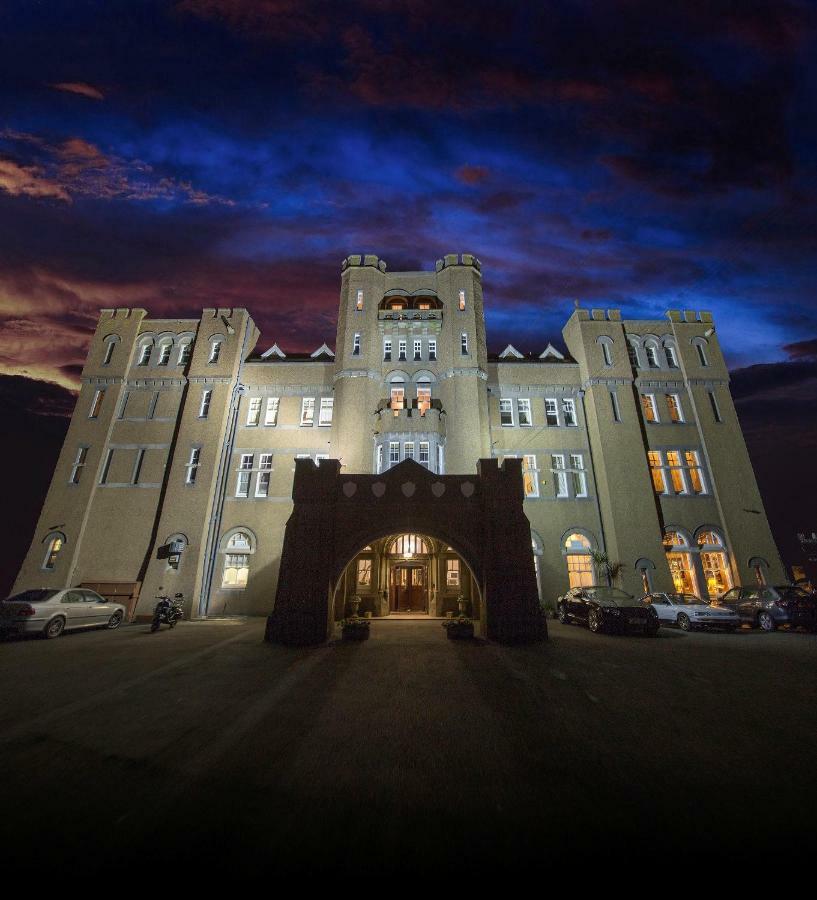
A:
[0,588,126,639]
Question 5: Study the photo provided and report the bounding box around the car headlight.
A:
[693,611,709,617]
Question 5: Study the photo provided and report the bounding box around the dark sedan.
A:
[716,585,817,632]
[556,586,659,636]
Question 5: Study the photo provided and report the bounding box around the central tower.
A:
[331,253,491,475]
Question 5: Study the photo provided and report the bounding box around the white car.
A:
[641,592,740,632]
[0,588,126,639]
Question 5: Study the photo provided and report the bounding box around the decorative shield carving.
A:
[460,481,475,498]
[401,482,416,498]
[431,482,446,497]
[342,481,357,498]
[372,482,387,497]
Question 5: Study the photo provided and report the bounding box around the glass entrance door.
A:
[390,564,428,613]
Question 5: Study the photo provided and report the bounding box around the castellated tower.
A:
[332,253,491,475]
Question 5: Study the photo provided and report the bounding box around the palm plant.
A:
[589,549,625,585]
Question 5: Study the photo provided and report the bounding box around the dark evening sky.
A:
[1,1,816,588]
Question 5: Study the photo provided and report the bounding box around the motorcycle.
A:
[150,592,184,632]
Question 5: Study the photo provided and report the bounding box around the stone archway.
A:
[265,457,547,646]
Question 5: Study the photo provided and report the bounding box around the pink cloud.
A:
[49,81,105,101]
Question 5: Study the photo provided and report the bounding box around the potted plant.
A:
[442,614,474,640]
[341,617,370,641]
[348,594,362,617]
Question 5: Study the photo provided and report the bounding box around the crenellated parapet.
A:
[666,310,714,323]
[341,254,388,272]
[435,253,481,273]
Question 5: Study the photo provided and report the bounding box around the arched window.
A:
[136,337,154,367]
[563,531,594,588]
[663,530,698,595]
[597,336,614,367]
[209,334,225,365]
[387,534,430,557]
[691,337,709,367]
[626,338,641,368]
[389,376,406,413]
[749,556,769,586]
[662,339,679,368]
[635,558,656,594]
[697,529,732,596]
[220,529,255,588]
[177,338,193,366]
[42,531,66,571]
[416,377,432,414]
[102,334,120,366]
[157,338,173,366]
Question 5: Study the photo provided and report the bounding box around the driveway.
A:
[1,618,815,873]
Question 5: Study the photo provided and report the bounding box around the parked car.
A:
[556,586,659,635]
[716,585,817,632]
[0,588,126,639]
[640,592,739,632]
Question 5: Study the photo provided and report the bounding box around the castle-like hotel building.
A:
[14,253,784,623]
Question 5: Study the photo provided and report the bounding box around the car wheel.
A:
[588,608,603,634]
[677,613,692,632]
[757,611,776,632]
[107,611,123,629]
[557,603,569,624]
[44,616,66,639]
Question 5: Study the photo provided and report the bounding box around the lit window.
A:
[562,398,577,426]
[517,398,532,426]
[545,399,558,426]
[645,344,659,368]
[552,455,568,497]
[447,558,461,586]
[157,342,172,366]
[665,345,678,368]
[647,451,667,494]
[389,442,400,465]
[383,339,392,362]
[698,530,732,596]
[300,397,315,426]
[419,442,430,465]
[665,451,687,493]
[222,532,251,588]
[246,397,262,426]
[199,389,212,418]
[461,333,468,355]
[570,454,587,498]
[178,342,192,366]
[209,340,223,364]
[417,384,431,415]
[265,397,279,426]
[357,558,372,586]
[390,384,405,412]
[185,448,201,484]
[69,446,88,484]
[102,341,116,366]
[404,442,415,460]
[352,333,360,356]
[398,340,407,361]
[236,454,253,497]
[356,289,364,311]
[428,339,437,361]
[418,302,431,310]
[685,450,706,494]
[255,454,272,497]
[318,397,334,426]
[641,394,659,423]
[89,389,105,419]
[137,343,152,366]
[564,533,593,588]
[43,534,64,570]
[666,394,684,423]
[388,534,429,556]
[458,290,466,311]
[499,398,514,426]
[414,339,422,361]
[664,531,698,594]
[523,454,539,498]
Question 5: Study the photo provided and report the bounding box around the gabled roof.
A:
[260,342,286,359]
[539,343,565,360]
[498,344,524,359]
[310,342,335,359]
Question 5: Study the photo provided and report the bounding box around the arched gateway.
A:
[265,457,547,645]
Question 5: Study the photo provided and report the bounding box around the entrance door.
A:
[390,565,427,613]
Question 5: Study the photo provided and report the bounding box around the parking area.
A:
[1,617,816,874]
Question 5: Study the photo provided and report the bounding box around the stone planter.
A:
[445,622,474,640]
[341,622,370,641]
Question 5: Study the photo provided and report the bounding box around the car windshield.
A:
[4,589,59,604]
[588,587,634,606]
[670,594,704,605]
[774,585,810,598]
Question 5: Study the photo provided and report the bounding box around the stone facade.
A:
[13,254,786,623]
